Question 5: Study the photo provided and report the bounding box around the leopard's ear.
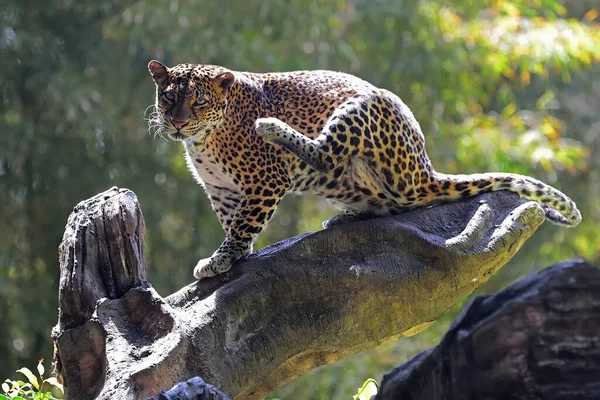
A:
[213,72,235,92]
[148,60,168,85]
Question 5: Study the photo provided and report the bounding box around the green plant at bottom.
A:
[1,360,63,400]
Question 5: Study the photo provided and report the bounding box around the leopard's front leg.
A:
[255,118,336,173]
[204,183,241,233]
[255,97,369,173]
[193,190,285,279]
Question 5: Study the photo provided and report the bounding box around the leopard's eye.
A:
[163,92,175,102]
[194,98,208,107]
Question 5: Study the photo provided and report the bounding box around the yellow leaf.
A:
[502,102,517,118]
[468,101,483,114]
[501,2,521,17]
[541,157,552,171]
[521,69,531,86]
[503,67,516,80]
[583,9,598,21]
[540,118,560,141]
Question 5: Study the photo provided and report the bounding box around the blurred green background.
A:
[1,0,598,398]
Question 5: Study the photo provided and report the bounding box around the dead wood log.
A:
[52,187,546,400]
[376,259,600,400]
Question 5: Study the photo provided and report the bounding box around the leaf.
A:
[501,102,517,118]
[43,377,64,394]
[353,378,379,400]
[535,91,555,111]
[500,2,521,17]
[37,360,45,378]
[520,69,531,86]
[583,9,598,21]
[16,368,39,390]
[0,394,8,400]
[4,380,21,398]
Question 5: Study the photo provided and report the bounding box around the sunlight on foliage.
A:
[1,360,63,400]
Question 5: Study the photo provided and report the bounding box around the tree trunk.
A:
[52,187,546,400]
[376,258,600,400]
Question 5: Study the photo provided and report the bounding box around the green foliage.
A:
[0,0,599,399]
[2,360,63,400]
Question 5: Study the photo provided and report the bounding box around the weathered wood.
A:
[52,188,546,400]
[376,259,600,400]
[54,187,147,332]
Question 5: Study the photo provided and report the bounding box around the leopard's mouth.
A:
[168,126,199,140]
[170,131,187,140]
[165,120,217,141]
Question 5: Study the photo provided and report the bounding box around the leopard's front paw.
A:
[193,253,236,280]
[194,248,244,279]
[255,117,286,144]
[193,257,219,280]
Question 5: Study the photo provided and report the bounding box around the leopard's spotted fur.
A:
[148,60,581,280]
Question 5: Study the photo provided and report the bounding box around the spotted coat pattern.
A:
[148,60,581,280]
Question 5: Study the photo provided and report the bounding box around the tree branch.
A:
[52,187,546,399]
[376,259,600,400]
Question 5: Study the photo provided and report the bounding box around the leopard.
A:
[147,60,581,280]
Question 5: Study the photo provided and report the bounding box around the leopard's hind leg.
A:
[322,210,378,229]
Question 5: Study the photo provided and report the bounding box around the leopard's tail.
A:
[429,172,581,227]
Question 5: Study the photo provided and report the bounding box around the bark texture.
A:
[376,259,600,400]
[52,187,546,400]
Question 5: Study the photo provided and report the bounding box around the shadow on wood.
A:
[52,187,546,399]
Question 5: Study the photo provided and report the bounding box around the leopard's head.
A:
[147,60,235,141]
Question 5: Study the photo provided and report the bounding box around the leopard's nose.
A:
[171,117,189,129]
